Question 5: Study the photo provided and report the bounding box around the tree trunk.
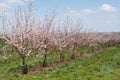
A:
[71,51,75,59]
[42,47,48,67]
[21,57,28,74]
[60,52,64,62]
[80,52,84,58]
[90,47,94,53]
[42,53,47,67]
[13,47,28,74]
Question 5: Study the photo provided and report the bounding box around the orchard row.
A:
[0,3,120,74]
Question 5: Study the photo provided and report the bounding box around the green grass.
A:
[0,46,120,80]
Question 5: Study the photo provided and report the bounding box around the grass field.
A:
[0,45,120,80]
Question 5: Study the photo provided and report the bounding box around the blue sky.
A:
[0,0,120,32]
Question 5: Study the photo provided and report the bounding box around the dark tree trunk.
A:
[13,46,28,74]
[80,52,84,58]
[60,52,64,62]
[42,47,48,67]
[90,47,94,53]
[42,53,48,67]
[21,57,28,74]
[71,51,75,59]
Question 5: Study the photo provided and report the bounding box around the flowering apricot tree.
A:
[1,3,35,74]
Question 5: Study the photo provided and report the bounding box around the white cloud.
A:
[7,0,25,6]
[0,0,33,10]
[67,9,94,17]
[0,0,34,17]
[0,3,9,10]
[99,4,117,12]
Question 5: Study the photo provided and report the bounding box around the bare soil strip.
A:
[27,47,115,74]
